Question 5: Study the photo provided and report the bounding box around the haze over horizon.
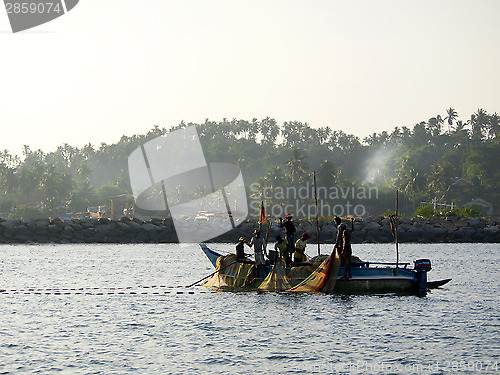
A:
[1,0,499,156]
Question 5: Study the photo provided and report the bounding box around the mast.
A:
[395,189,399,268]
[313,171,320,256]
[258,200,264,233]
[263,220,272,252]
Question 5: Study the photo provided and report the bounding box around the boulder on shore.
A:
[0,216,499,244]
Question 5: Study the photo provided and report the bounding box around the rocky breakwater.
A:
[1,216,500,244]
[0,217,178,244]
[347,216,500,243]
[214,216,500,244]
[373,216,500,243]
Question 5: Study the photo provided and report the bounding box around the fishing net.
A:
[258,258,291,291]
[201,254,254,290]
[287,249,341,292]
[201,249,344,292]
[287,255,328,284]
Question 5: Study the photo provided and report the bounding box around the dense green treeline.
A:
[0,107,499,219]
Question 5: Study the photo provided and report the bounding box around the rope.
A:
[389,215,397,237]
[186,260,239,288]
[0,285,216,296]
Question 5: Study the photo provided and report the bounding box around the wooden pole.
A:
[395,189,399,268]
[263,220,272,253]
[258,200,263,233]
[313,171,320,256]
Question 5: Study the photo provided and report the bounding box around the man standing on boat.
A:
[279,214,296,266]
[340,218,354,280]
[249,230,265,278]
[333,216,343,257]
[236,237,248,261]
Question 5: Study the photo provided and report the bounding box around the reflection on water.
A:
[0,243,498,374]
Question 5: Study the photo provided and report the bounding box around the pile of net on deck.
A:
[286,249,341,292]
[201,254,255,290]
[202,249,341,293]
[257,258,291,291]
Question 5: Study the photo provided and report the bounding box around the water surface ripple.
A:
[0,243,498,374]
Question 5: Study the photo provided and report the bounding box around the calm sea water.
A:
[0,243,498,374]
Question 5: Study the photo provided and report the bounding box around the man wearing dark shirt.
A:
[236,237,247,260]
[279,214,296,266]
[333,216,343,257]
[340,218,354,279]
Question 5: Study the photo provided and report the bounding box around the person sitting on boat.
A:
[279,214,296,266]
[249,230,266,277]
[274,235,288,261]
[294,232,310,263]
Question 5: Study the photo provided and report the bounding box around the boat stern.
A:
[414,258,432,296]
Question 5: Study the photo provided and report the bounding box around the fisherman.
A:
[294,232,310,263]
[340,218,355,280]
[274,235,288,261]
[249,230,266,278]
[279,214,296,266]
[235,237,248,261]
[333,216,343,258]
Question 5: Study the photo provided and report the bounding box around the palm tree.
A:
[471,109,489,141]
[259,117,279,146]
[284,149,309,185]
[0,149,20,169]
[248,118,260,141]
[396,157,426,197]
[330,130,361,150]
[403,167,426,197]
[428,162,454,198]
[444,108,458,134]
[316,127,331,145]
[281,121,304,149]
[236,119,251,139]
[76,165,91,183]
[487,112,500,142]
[39,164,74,212]
[317,160,337,187]
[449,120,470,147]
[427,116,443,137]
[57,143,76,168]
[454,119,465,132]
[263,166,286,191]
[0,162,17,196]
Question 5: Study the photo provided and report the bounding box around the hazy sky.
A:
[1,0,499,156]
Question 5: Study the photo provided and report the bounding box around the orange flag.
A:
[259,201,268,224]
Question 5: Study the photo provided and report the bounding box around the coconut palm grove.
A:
[0,107,498,220]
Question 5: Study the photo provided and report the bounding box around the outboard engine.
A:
[414,259,432,296]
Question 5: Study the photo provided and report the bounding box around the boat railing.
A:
[353,261,410,268]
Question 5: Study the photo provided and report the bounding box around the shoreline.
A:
[1,216,499,244]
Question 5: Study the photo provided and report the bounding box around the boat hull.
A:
[334,270,416,294]
[200,244,426,294]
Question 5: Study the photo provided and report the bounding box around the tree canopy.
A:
[1,108,498,219]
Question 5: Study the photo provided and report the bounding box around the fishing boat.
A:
[197,188,450,295]
[199,244,451,295]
